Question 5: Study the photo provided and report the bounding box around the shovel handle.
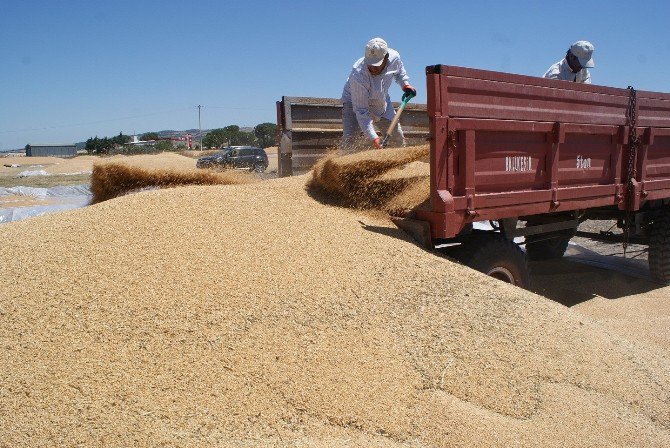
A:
[381,96,411,148]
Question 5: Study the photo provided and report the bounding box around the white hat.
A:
[364,37,388,66]
[570,40,595,68]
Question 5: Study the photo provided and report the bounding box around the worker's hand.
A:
[402,84,417,101]
[373,137,382,149]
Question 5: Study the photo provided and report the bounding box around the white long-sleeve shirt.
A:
[543,58,591,84]
[341,48,411,140]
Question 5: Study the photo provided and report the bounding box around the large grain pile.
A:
[1,169,668,446]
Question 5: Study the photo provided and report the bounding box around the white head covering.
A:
[364,37,388,66]
[570,41,595,68]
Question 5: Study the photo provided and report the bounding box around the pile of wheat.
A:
[1,167,668,446]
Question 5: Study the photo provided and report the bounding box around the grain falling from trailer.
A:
[308,145,429,212]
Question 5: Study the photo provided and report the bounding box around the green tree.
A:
[221,125,241,145]
[85,136,114,154]
[202,125,259,148]
[222,125,257,146]
[202,128,228,148]
[155,140,174,152]
[141,132,160,141]
[85,137,97,154]
[236,131,257,145]
[254,123,277,148]
[112,132,131,145]
[86,137,100,154]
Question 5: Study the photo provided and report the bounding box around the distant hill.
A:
[152,128,254,138]
[5,127,258,153]
[71,127,255,149]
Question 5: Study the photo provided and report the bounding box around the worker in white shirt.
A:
[543,40,595,84]
[341,37,416,149]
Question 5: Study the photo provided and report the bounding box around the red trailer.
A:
[402,65,670,286]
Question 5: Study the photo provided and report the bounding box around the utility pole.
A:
[197,105,203,150]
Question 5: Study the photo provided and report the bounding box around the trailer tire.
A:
[525,230,574,261]
[450,234,530,288]
[648,208,670,284]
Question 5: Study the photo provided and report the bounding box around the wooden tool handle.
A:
[381,98,410,148]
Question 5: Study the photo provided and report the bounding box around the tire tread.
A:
[648,209,670,283]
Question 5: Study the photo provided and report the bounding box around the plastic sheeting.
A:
[0,184,92,224]
[17,169,49,177]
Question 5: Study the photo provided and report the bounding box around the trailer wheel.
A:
[648,208,670,284]
[449,234,530,288]
[525,230,574,261]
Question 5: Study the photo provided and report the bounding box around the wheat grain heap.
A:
[1,147,669,447]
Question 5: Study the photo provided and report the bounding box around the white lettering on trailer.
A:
[576,155,591,169]
[505,156,533,172]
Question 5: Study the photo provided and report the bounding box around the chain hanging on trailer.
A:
[623,86,639,256]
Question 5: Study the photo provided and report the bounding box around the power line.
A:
[0,107,194,134]
[205,105,274,111]
[1,105,275,135]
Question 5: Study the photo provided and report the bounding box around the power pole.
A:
[197,105,203,150]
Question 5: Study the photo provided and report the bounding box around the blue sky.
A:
[1,0,669,150]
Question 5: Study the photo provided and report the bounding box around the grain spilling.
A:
[309,146,429,213]
[90,162,255,203]
[1,160,668,446]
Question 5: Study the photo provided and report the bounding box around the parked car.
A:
[196,146,268,172]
